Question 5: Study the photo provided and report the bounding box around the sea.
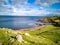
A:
[0,16,45,30]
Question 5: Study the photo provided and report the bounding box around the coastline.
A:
[0,24,49,32]
[15,24,48,32]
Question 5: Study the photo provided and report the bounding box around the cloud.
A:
[0,0,60,16]
[35,0,59,7]
[2,8,51,16]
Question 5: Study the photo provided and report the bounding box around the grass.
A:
[0,25,60,45]
[29,25,55,35]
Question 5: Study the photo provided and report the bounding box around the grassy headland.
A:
[37,16,60,26]
[0,25,60,45]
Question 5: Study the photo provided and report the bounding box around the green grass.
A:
[29,25,55,35]
[0,25,60,45]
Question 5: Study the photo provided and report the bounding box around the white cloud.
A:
[35,0,59,7]
[0,0,60,16]
[5,8,51,16]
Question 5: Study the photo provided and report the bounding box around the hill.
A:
[0,25,60,45]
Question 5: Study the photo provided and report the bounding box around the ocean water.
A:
[0,16,44,30]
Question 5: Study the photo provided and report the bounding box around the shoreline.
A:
[15,24,48,32]
[0,24,49,32]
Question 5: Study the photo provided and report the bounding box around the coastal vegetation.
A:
[37,16,60,26]
[47,16,60,26]
[0,25,60,45]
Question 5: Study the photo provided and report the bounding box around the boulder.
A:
[25,33,30,36]
[0,43,2,45]
[16,35,24,42]
[9,38,14,42]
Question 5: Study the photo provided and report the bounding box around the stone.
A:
[2,28,5,30]
[25,33,30,36]
[12,31,17,34]
[9,38,14,42]
[58,41,60,44]
[16,35,24,42]
[0,43,2,45]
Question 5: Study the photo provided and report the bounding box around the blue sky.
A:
[0,0,60,16]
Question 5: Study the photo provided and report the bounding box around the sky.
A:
[0,0,60,16]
